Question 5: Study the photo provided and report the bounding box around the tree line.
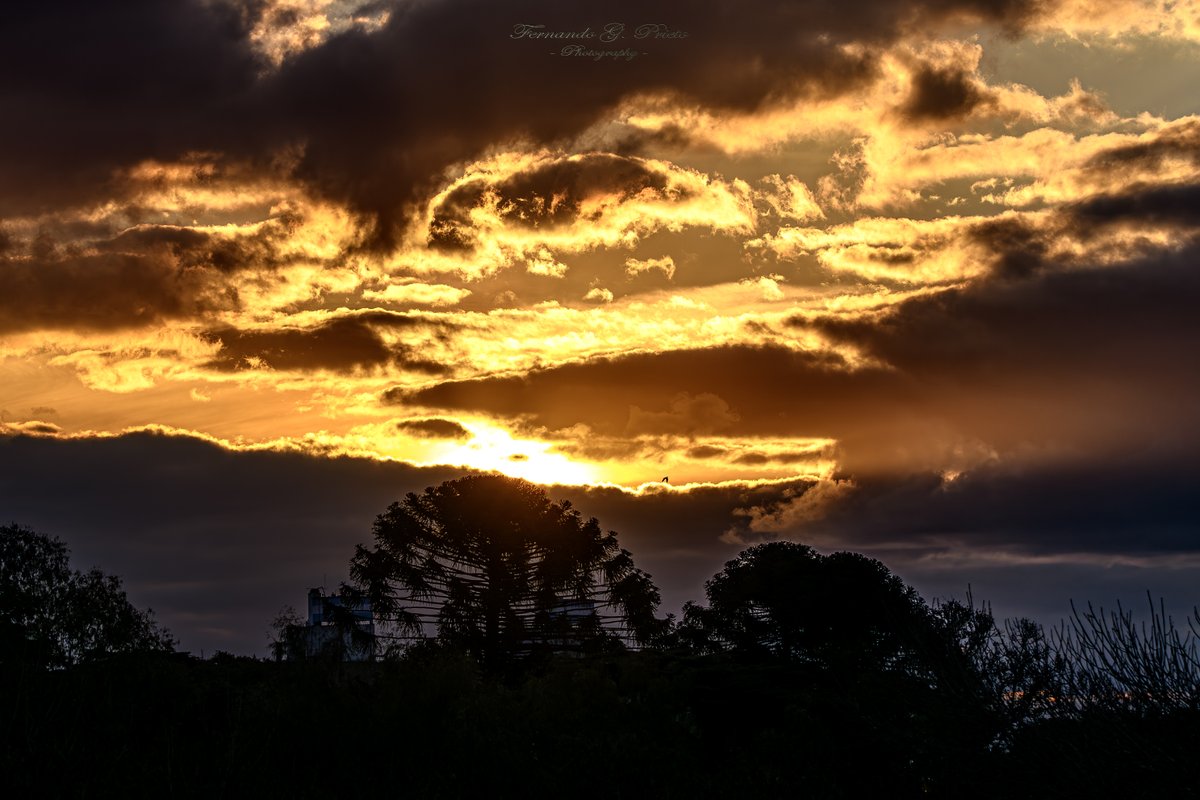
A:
[4,475,1199,797]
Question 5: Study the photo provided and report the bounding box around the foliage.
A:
[677,542,1017,792]
[350,475,666,667]
[6,644,1200,799]
[929,592,1068,743]
[680,542,934,668]
[1,523,174,668]
[267,604,304,661]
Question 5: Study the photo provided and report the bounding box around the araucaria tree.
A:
[351,475,665,666]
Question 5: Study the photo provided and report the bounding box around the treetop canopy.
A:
[351,474,665,665]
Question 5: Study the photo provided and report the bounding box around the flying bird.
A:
[662,476,669,483]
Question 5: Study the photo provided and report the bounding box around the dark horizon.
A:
[4,430,1197,656]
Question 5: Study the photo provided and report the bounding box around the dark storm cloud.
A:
[96,221,309,274]
[395,238,1200,475]
[427,154,675,250]
[388,345,906,438]
[811,245,1200,468]
[0,0,263,218]
[99,226,215,254]
[730,449,1200,576]
[1081,118,1200,179]
[257,0,872,245]
[610,122,696,157]
[899,65,991,121]
[0,250,232,334]
[0,216,380,335]
[202,314,452,373]
[394,417,472,440]
[0,0,1045,243]
[968,216,1049,278]
[254,0,1047,245]
[0,430,462,655]
[815,246,1200,392]
[1069,182,1200,229]
[969,177,1200,280]
[204,320,389,371]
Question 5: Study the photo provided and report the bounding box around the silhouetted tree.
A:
[994,598,1200,798]
[929,592,1068,750]
[681,542,935,670]
[350,475,665,667]
[680,542,1006,794]
[268,604,304,661]
[1054,594,1200,714]
[1,523,174,668]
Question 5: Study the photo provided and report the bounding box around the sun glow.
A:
[429,422,600,486]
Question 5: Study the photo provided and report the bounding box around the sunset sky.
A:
[3,0,1199,654]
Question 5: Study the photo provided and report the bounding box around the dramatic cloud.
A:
[393,417,472,440]
[393,234,1200,481]
[735,452,1200,558]
[0,0,1050,236]
[626,392,741,436]
[1070,182,1200,228]
[5,429,1197,656]
[4,0,1200,656]
[426,154,675,247]
[391,345,893,439]
[0,250,233,334]
[398,151,756,280]
[202,315,451,374]
[0,1,263,217]
[899,64,992,121]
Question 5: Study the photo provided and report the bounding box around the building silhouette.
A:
[278,588,375,661]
